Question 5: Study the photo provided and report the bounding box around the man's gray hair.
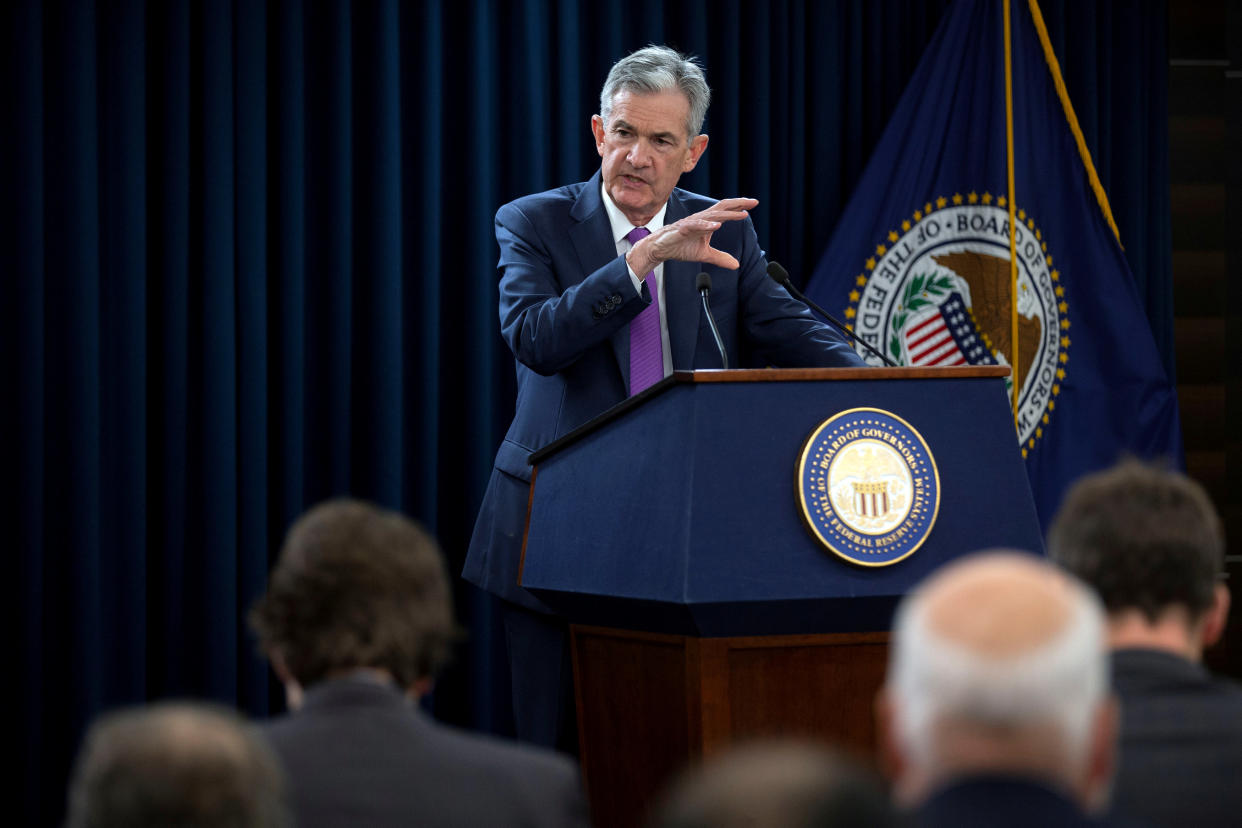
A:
[66,702,289,828]
[887,553,1109,776]
[599,45,711,143]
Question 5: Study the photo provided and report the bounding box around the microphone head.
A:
[766,261,792,287]
[695,271,713,293]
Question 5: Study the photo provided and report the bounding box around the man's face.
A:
[591,89,708,226]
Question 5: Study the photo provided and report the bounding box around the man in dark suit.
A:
[251,499,589,828]
[1049,460,1242,828]
[877,552,1119,827]
[463,44,865,752]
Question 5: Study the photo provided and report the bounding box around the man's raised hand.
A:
[626,197,759,277]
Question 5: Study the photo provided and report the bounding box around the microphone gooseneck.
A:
[696,272,729,370]
[765,261,899,367]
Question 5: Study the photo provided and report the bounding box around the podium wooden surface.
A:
[571,625,889,828]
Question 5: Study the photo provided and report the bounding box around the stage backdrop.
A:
[1,1,1166,823]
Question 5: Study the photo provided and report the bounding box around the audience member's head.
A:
[66,702,288,828]
[650,740,896,828]
[1048,459,1228,660]
[880,551,1115,811]
[249,499,459,706]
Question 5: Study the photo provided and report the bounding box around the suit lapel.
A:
[573,180,703,381]
[568,173,619,283]
[663,192,700,370]
[569,173,632,386]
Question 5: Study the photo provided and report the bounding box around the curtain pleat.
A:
[8,4,48,825]
[234,0,273,716]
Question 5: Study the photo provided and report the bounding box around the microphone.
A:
[696,272,729,370]
[766,261,899,367]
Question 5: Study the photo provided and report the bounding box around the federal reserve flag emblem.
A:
[845,198,1069,456]
[797,408,940,567]
[804,0,1182,526]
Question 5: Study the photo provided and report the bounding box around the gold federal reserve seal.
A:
[797,408,940,567]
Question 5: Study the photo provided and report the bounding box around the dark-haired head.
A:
[1048,459,1223,625]
[250,499,459,693]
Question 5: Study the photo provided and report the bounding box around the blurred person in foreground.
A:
[66,701,288,828]
[250,498,589,828]
[649,740,896,828]
[878,551,1118,827]
[1049,459,1242,827]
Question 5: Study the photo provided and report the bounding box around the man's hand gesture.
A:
[626,197,759,277]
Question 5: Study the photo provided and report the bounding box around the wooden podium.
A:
[520,367,1042,827]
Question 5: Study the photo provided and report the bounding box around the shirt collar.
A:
[601,181,668,243]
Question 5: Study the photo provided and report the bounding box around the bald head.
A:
[922,553,1083,656]
[884,552,1113,807]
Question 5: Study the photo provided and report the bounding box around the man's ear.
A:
[267,650,305,711]
[1201,583,1231,649]
[875,688,905,783]
[877,688,932,808]
[1081,695,1119,814]
[409,677,434,700]
[683,133,709,172]
[268,649,293,684]
[591,115,607,157]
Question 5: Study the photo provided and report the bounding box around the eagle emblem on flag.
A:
[844,200,1069,457]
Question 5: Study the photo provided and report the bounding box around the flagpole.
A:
[1003,0,1020,424]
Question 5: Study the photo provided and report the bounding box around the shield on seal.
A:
[903,292,995,367]
[851,480,890,518]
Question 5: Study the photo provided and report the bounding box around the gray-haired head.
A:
[599,45,711,144]
[66,702,289,828]
[885,551,1114,811]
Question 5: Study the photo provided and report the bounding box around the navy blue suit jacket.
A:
[914,775,1115,828]
[1108,648,1242,827]
[463,172,865,609]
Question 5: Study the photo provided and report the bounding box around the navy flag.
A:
[805,0,1182,527]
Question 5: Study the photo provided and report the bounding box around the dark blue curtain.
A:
[1037,0,1174,379]
[2,1,1166,823]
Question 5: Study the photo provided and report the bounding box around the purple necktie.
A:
[626,226,663,395]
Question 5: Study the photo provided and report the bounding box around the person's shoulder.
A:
[499,180,591,221]
[1206,668,1242,695]
[1196,666,1242,713]
[257,680,417,752]
[1112,649,1242,742]
[427,722,591,826]
[255,710,318,763]
[426,718,580,782]
[1113,648,1242,695]
[918,775,1107,828]
[257,709,301,742]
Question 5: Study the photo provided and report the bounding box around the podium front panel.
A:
[521,371,1042,636]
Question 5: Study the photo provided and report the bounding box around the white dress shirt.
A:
[601,183,674,378]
